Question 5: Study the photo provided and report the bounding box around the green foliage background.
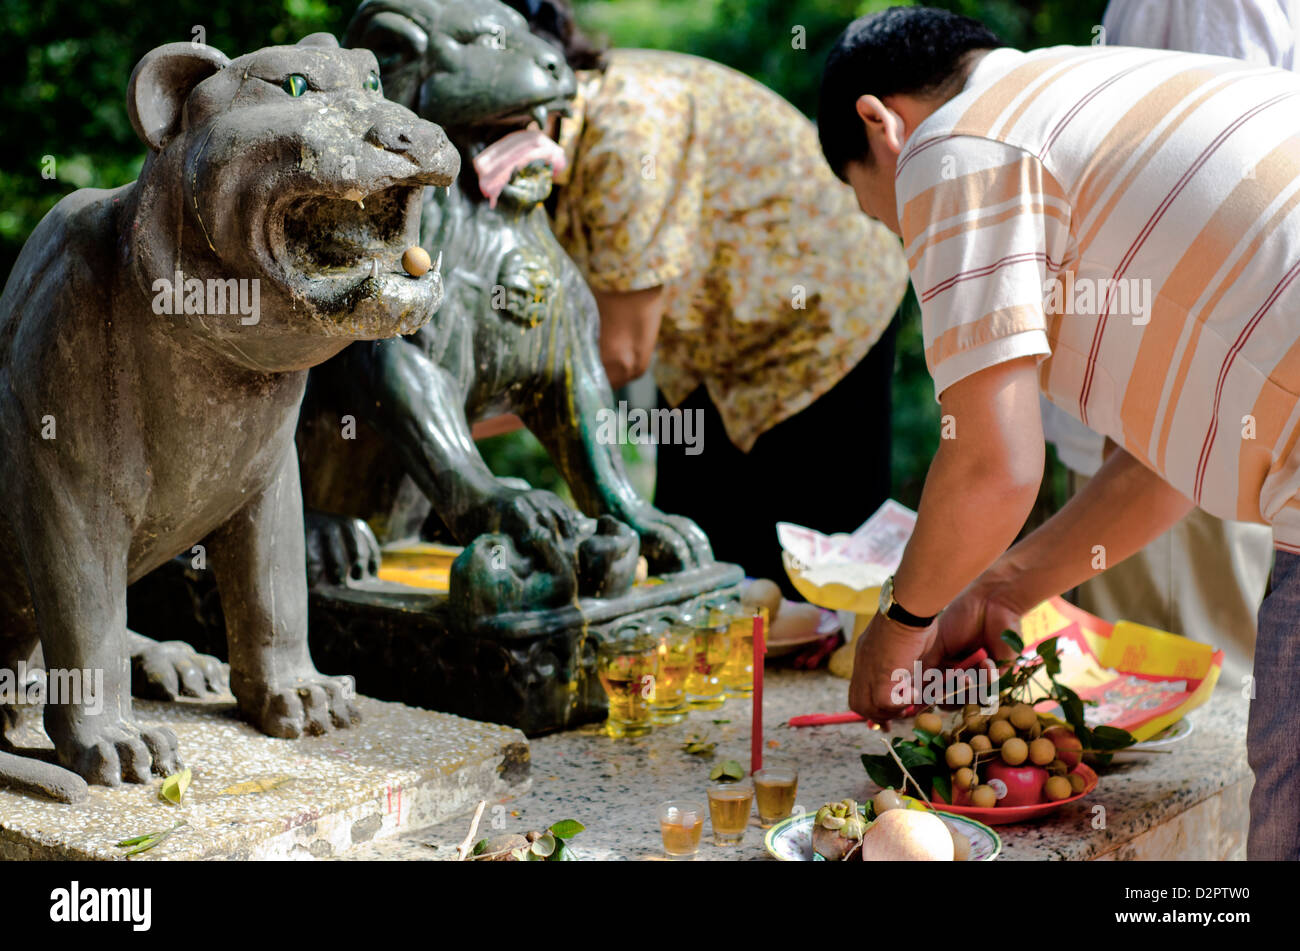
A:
[0,0,1103,509]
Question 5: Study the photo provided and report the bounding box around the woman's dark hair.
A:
[818,6,1001,180]
[504,0,608,72]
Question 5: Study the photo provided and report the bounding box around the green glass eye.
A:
[283,74,308,97]
[365,71,381,92]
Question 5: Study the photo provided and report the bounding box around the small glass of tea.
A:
[596,636,658,738]
[706,780,754,846]
[650,625,695,725]
[658,800,706,859]
[753,763,799,828]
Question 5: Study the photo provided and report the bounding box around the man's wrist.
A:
[889,573,940,626]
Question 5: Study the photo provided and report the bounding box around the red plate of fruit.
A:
[861,632,1134,826]
[931,761,1098,825]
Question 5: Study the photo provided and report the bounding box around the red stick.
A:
[751,611,765,774]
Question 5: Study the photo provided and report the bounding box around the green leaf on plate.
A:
[1091,725,1138,750]
[861,753,903,790]
[932,772,952,805]
[159,767,192,806]
[912,726,938,745]
[894,740,937,770]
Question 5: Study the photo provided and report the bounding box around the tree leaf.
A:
[549,819,585,839]
[861,753,903,790]
[1000,629,1025,654]
[709,759,745,781]
[894,740,937,770]
[159,767,192,806]
[1091,725,1138,750]
[912,726,940,747]
[1036,637,1061,677]
[118,820,187,857]
[932,772,952,805]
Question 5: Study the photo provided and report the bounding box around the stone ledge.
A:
[0,695,529,860]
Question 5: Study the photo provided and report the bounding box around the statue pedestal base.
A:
[128,557,745,736]
[0,695,528,860]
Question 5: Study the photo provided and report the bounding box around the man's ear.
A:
[855,94,905,158]
[127,42,230,151]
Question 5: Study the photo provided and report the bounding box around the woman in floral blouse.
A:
[507,0,910,591]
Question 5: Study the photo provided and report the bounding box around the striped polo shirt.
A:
[898,44,1300,551]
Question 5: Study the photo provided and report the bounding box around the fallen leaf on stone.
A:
[117,820,188,857]
[682,736,716,756]
[219,774,294,796]
[159,767,192,806]
[709,759,746,782]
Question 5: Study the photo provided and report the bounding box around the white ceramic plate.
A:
[764,800,1002,861]
[1110,717,1193,762]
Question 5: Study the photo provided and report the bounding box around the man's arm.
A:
[592,286,664,390]
[921,439,1195,673]
[849,356,1044,720]
[890,355,1045,618]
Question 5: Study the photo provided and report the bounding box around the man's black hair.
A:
[818,6,1002,181]
[504,0,608,72]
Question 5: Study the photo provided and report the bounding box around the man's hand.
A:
[921,578,1027,671]
[847,612,933,724]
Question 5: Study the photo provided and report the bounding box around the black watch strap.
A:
[882,576,938,628]
[886,599,937,628]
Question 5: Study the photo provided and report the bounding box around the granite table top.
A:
[342,669,1251,861]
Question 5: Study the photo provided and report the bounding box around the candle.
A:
[751,610,764,774]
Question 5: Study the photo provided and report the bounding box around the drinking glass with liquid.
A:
[596,637,658,737]
[658,800,706,859]
[753,763,799,828]
[706,780,754,846]
[683,610,732,710]
[650,626,695,724]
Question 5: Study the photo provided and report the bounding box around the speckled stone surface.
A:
[343,670,1251,861]
[0,695,529,860]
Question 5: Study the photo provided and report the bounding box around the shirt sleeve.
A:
[897,135,1072,400]
[571,72,703,292]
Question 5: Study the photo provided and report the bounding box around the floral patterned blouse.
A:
[550,48,910,452]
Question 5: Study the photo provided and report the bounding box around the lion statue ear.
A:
[297,32,341,48]
[127,42,230,151]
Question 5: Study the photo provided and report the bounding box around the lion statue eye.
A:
[364,71,381,93]
[283,74,309,97]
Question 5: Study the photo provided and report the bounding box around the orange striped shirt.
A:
[899,44,1300,550]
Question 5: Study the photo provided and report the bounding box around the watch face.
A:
[879,578,892,615]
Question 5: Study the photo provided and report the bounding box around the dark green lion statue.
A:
[297,0,714,616]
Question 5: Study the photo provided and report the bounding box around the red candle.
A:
[751,610,765,774]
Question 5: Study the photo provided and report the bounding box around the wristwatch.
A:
[879,575,938,628]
